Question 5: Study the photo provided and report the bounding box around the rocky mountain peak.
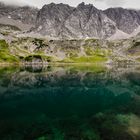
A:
[77,2,96,9]
[77,2,98,15]
[104,8,140,34]
[0,2,140,39]
[34,3,74,37]
[33,3,117,39]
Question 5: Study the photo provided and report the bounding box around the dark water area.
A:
[0,65,140,140]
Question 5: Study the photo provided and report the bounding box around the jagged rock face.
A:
[35,2,117,39]
[61,3,116,39]
[1,2,140,39]
[35,3,74,37]
[0,3,38,25]
[104,8,140,34]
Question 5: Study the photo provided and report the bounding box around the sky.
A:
[0,0,140,10]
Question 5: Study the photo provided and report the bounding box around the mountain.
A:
[61,2,117,39]
[35,3,74,37]
[0,2,140,39]
[104,8,140,34]
[0,2,140,65]
[34,2,117,39]
[0,2,38,30]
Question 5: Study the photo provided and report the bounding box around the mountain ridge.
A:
[33,2,117,39]
[0,2,140,39]
[34,2,140,39]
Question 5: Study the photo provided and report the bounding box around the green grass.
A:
[136,58,140,62]
[0,39,110,64]
[63,55,107,63]
[85,38,97,43]
[72,56,107,63]
[23,54,54,63]
[0,40,19,63]
[61,46,109,63]
[85,47,95,56]
[0,40,8,48]
[84,47,111,56]
[0,40,53,63]
[0,52,19,63]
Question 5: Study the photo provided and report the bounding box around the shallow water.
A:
[0,65,140,140]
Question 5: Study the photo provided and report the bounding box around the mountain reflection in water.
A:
[0,64,140,140]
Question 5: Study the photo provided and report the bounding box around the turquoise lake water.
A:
[0,65,140,140]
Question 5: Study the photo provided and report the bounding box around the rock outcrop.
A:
[104,8,140,34]
[0,2,38,30]
[34,2,117,39]
[35,3,74,37]
[1,2,140,39]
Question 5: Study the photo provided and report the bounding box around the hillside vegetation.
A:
[0,35,140,64]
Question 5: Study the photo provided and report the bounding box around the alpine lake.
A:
[0,64,140,140]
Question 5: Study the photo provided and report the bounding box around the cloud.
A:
[94,0,126,7]
[0,0,140,10]
[94,0,140,9]
[0,0,29,6]
[0,0,121,8]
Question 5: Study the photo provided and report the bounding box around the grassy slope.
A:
[1,37,140,64]
[62,47,109,63]
[8,38,109,64]
[0,40,19,63]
